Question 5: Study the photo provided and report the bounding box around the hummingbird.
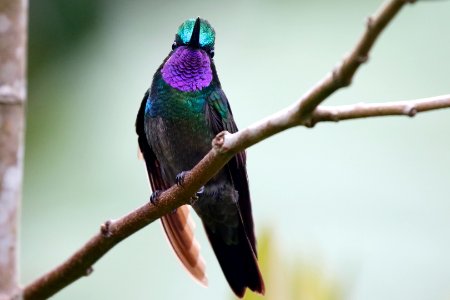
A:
[135,17,264,297]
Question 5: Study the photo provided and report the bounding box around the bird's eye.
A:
[172,42,177,50]
[209,49,215,58]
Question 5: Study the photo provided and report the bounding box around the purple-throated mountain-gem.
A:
[135,17,264,298]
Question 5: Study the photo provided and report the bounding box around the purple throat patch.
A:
[161,47,213,92]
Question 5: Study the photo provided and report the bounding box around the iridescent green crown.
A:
[177,18,215,48]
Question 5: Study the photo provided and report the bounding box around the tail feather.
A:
[204,221,265,298]
[161,205,208,286]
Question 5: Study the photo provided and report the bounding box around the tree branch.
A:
[23,0,440,299]
[296,0,408,116]
[22,138,231,300]
[213,0,412,153]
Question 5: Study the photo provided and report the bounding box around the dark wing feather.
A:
[205,89,256,253]
[205,89,264,296]
[136,91,207,285]
[136,91,168,191]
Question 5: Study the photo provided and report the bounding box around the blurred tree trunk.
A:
[0,0,27,299]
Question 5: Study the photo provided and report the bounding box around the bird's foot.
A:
[175,171,189,187]
[149,190,162,206]
[189,186,205,205]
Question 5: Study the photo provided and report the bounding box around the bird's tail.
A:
[161,206,208,286]
[204,220,265,298]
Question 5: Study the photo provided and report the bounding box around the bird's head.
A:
[173,17,215,56]
[161,17,216,92]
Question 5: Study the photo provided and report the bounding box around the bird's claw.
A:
[189,195,199,205]
[175,171,188,187]
[150,190,162,205]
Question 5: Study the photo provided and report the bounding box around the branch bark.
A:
[22,0,449,299]
[0,0,27,299]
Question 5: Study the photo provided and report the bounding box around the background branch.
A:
[22,0,447,299]
[0,0,27,299]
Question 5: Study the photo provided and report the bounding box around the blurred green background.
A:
[22,0,450,299]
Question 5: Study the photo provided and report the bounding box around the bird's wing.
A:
[136,90,207,286]
[205,89,256,252]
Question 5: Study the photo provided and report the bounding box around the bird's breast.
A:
[145,93,213,182]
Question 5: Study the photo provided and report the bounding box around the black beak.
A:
[188,17,201,48]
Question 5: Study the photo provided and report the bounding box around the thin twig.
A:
[22,0,429,299]
[310,94,450,125]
